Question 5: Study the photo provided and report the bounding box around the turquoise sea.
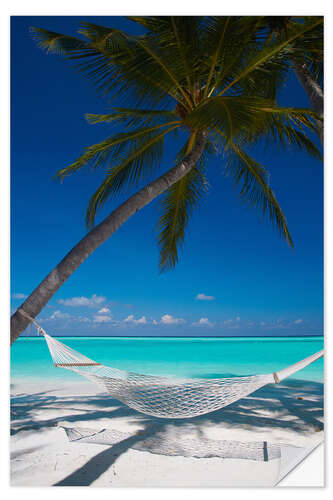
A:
[10,336,324,384]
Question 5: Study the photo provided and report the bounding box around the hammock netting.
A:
[43,333,275,418]
[19,312,324,420]
[41,328,323,419]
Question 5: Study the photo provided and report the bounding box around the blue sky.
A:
[11,16,323,336]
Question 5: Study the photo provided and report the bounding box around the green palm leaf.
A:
[186,97,321,156]
[85,108,177,127]
[157,140,213,271]
[30,25,182,108]
[85,123,179,227]
[56,122,180,180]
[225,144,293,247]
[218,17,323,97]
[30,16,323,271]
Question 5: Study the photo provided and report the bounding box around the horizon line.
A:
[19,333,324,339]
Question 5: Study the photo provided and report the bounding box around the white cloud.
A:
[98,307,110,314]
[221,317,241,329]
[50,310,71,320]
[294,319,303,324]
[12,293,27,299]
[124,315,147,325]
[45,311,91,323]
[58,294,106,308]
[75,316,91,323]
[259,319,287,330]
[160,314,185,325]
[222,316,240,327]
[195,293,215,301]
[193,317,214,327]
[93,314,113,323]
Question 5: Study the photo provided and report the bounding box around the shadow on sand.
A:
[11,378,323,486]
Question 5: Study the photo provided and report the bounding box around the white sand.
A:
[10,378,324,487]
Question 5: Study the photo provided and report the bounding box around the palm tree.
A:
[261,16,323,141]
[10,16,323,344]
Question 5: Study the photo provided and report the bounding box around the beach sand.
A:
[10,378,324,487]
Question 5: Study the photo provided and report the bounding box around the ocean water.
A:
[10,336,324,384]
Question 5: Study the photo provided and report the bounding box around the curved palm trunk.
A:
[292,60,323,143]
[10,132,207,345]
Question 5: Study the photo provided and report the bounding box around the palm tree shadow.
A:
[54,434,140,486]
[189,380,324,434]
[54,423,167,486]
[10,390,138,435]
[11,378,323,486]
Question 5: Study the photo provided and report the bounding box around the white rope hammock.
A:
[18,311,324,419]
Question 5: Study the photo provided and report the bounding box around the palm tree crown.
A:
[31,16,322,270]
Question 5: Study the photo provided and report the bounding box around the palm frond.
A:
[56,122,180,180]
[134,35,193,109]
[127,17,173,33]
[157,140,212,271]
[248,109,322,158]
[85,108,177,128]
[131,16,204,86]
[85,123,179,227]
[30,25,182,108]
[30,26,90,55]
[203,16,231,99]
[186,97,321,155]
[218,17,323,97]
[203,17,263,97]
[225,144,293,247]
